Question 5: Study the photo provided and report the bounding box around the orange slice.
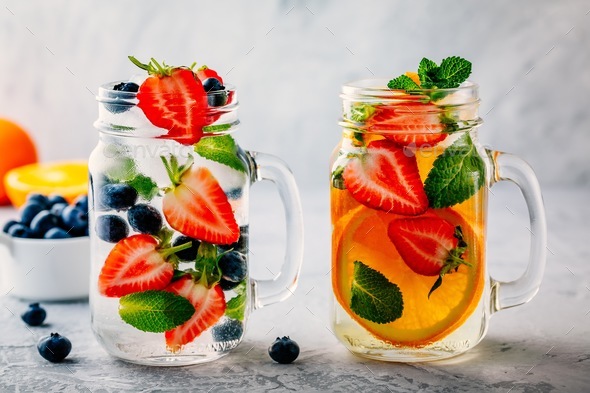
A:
[332,205,484,346]
[4,161,88,207]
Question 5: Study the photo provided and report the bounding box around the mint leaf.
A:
[387,75,420,90]
[350,261,403,324]
[424,133,485,208]
[417,57,438,88]
[348,103,376,123]
[203,124,232,133]
[434,56,472,88]
[225,281,247,321]
[194,135,246,173]
[104,155,137,182]
[119,290,195,332]
[125,173,159,200]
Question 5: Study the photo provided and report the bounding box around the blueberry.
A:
[212,318,244,342]
[203,78,224,93]
[37,333,72,363]
[127,204,162,235]
[44,228,71,239]
[73,194,89,214]
[96,215,128,243]
[218,251,247,283]
[98,184,138,211]
[20,203,45,226]
[218,226,249,255]
[269,336,300,364]
[207,91,228,107]
[21,303,46,326]
[105,82,139,114]
[25,194,49,209]
[6,223,34,238]
[2,220,20,234]
[226,187,243,200]
[60,206,88,236]
[219,278,241,291]
[30,211,60,237]
[172,235,200,261]
[50,203,68,217]
[46,195,67,206]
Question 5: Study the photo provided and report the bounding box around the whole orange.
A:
[0,119,38,205]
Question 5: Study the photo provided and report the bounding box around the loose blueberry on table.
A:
[37,333,72,363]
[21,303,47,326]
[268,336,300,364]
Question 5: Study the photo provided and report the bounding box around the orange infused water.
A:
[330,124,489,360]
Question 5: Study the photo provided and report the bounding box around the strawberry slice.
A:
[366,102,446,147]
[388,216,470,295]
[343,139,428,215]
[98,234,181,297]
[164,276,226,352]
[162,156,239,245]
[195,65,223,84]
[129,57,210,145]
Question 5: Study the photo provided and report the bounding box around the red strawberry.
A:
[164,276,226,352]
[195,65,224,84]
[129,57,210,145]
[98,234,176,297]
[343,139,428,215]
[162,156,239,245]
[366,102,446,147]
[387,216,470,295]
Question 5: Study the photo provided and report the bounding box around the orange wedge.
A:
[4,161,88,207]
[332,205,484,346]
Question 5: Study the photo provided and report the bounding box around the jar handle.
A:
[488,150,547,312]
[246,151,304,309]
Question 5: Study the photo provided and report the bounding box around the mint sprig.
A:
[424,133,485,208]
[225,281,247,321]
[126,173,159,200]
[350,261,403,324]
[119,290,195,332]
[388,56,472,93]
[387,75,420,91]
[194,135,247,173]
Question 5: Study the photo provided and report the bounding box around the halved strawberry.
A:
[129,57,210,145]
[164,276,226,352]
[343,139,428,216]
[162,155,239,245]
[388,216,470,295]
[98,234,185,297]
[366,102,446,147]
[195,65,223,84]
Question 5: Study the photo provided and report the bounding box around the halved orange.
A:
[332,205,484,346]
[4,161,88,207]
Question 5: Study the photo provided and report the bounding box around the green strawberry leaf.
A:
[125,173,159,200]
[350,261,403,324]
[225,281,247,321]
[434,56,472,89]
[348,103,376,123]
[119,290,195,332]
[194,242,223,288]
[387,75,420,90]
[424,133,485,208]
[194,135,246,173]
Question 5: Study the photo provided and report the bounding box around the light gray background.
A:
[1,0,589,191]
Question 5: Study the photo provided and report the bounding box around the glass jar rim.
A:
[341,79,479,102]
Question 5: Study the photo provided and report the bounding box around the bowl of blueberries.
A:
[0,193,90,301]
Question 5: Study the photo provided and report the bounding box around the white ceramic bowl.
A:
[0,232,90,301]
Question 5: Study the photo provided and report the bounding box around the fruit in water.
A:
[98,183,138,211]
[268,336,300,364]
[218,251,247,284]
[161,156,239,245]
[98,234,190,297]
[172,235,200,262]
[96,215,129,243]
[0,119,38,205]
[3,161,87,208]
[130,57,210,145]
[164,276,226,352]
[211,318,243,342]
[342,139,428,215]
[21,303,47,326]
[127,204,162,235]
[37,333,71,363]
